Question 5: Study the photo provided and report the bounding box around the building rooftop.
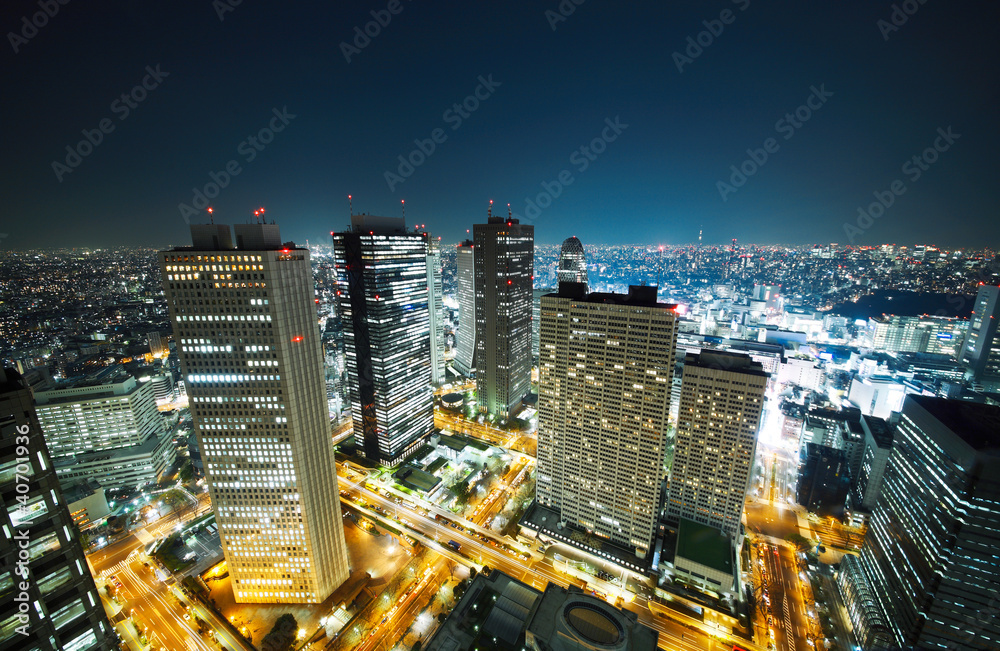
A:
[549,283,677,310]
[909,395,1000,454]
[526,583,658,651]
[684,350,768,377]
[675,518,733,575]
[862,415,894,448]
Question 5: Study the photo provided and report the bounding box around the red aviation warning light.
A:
[292,336,304,343]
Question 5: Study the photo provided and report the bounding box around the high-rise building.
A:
[556,236,588,289]
[960,284,1000,386]
[666,350,767,538]
[474,215,533,419]
[334,215,434,466]
[531,287,555,362]
[1,367,116,651]
[453,240,476,377]
[33,365,176,491]
[536,284,677,558]
[426,244,445,384]
[161,222,349,604]
[840,396,1000,650]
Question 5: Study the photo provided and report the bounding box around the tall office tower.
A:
[426,244,445,384]
[334,215,434,466]
[537,284,677,558]
[840,396,1000,650]
[1,367,116,651]
[33,365,176,491]
[666,351,767,538]
[960,284,1000,387]
[556,236,588,289]
[453,240,476,377]
[474,214,533,419]
[161,223,349,604]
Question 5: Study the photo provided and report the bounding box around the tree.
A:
[787,532,812,551]
[261,614,298,651]
[179,460,194,482]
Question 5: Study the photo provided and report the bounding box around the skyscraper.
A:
[960,284,1000,387]
[426,243,445,384]
[1,367,116,650]
[161,222,349,604]
[666,350,767,538]
[474,214,533,420]
[556,236,588,289]
[840,395,1000,650]
[453,240,476,377]
[536,284,677,558]
[334,215,434,466]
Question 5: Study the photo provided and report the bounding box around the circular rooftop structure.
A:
[565,604,623,646]
[441,392,464,408]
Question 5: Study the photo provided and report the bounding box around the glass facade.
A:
[334,222,434,467]
[841,395,1000,650]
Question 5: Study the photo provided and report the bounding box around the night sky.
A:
[1,1,997,249]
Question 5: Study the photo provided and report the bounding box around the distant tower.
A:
[557,236,588,290]
[454,240,477,377]
[474,210,533,419]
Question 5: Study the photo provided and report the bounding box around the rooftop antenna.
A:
[508,203,512,220]
[259,207,266,225]
[348,194,353,217]
[488,199,493,220]
[401,199,405,222]
[207,207,214,225]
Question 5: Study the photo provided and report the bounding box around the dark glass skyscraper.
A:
[473,214,533,420]
[840,395,1000,650]
[334,215,434,466]
[556,236,588,289]
[1,367,116,650]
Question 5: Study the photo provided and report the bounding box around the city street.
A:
[339,471,747,651]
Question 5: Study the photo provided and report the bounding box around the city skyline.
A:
[2,3,998,249]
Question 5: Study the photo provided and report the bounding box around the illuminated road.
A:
[338,473,756,651]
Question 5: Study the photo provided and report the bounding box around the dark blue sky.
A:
[1,1,997,249]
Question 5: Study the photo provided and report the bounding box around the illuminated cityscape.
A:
[2,3,999,651]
